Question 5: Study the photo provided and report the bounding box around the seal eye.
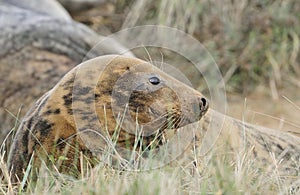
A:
[149,76,160,85]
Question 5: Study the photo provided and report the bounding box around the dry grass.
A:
[1,0,300,194]
[1,141,299,194]
[1,117,300,194]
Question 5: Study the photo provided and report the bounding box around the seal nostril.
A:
[201,97,207,108]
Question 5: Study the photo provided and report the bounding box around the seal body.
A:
[8,55,209,181]
[0,1,133,143]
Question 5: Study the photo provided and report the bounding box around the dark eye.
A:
[149,76,160,85]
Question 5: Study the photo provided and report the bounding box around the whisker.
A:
[142,46,153,66]
[159,51,164,70]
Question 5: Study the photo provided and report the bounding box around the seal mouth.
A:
[139,107,183,135]
[137,96,209,133]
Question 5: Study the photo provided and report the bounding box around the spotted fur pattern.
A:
[8,55,209,181]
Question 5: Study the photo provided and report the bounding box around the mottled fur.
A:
[8,55,208,181]
[0,1,132,143]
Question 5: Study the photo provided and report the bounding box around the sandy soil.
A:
[227,85,300,136]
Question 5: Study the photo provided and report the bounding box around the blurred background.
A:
[62,0,300,133]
